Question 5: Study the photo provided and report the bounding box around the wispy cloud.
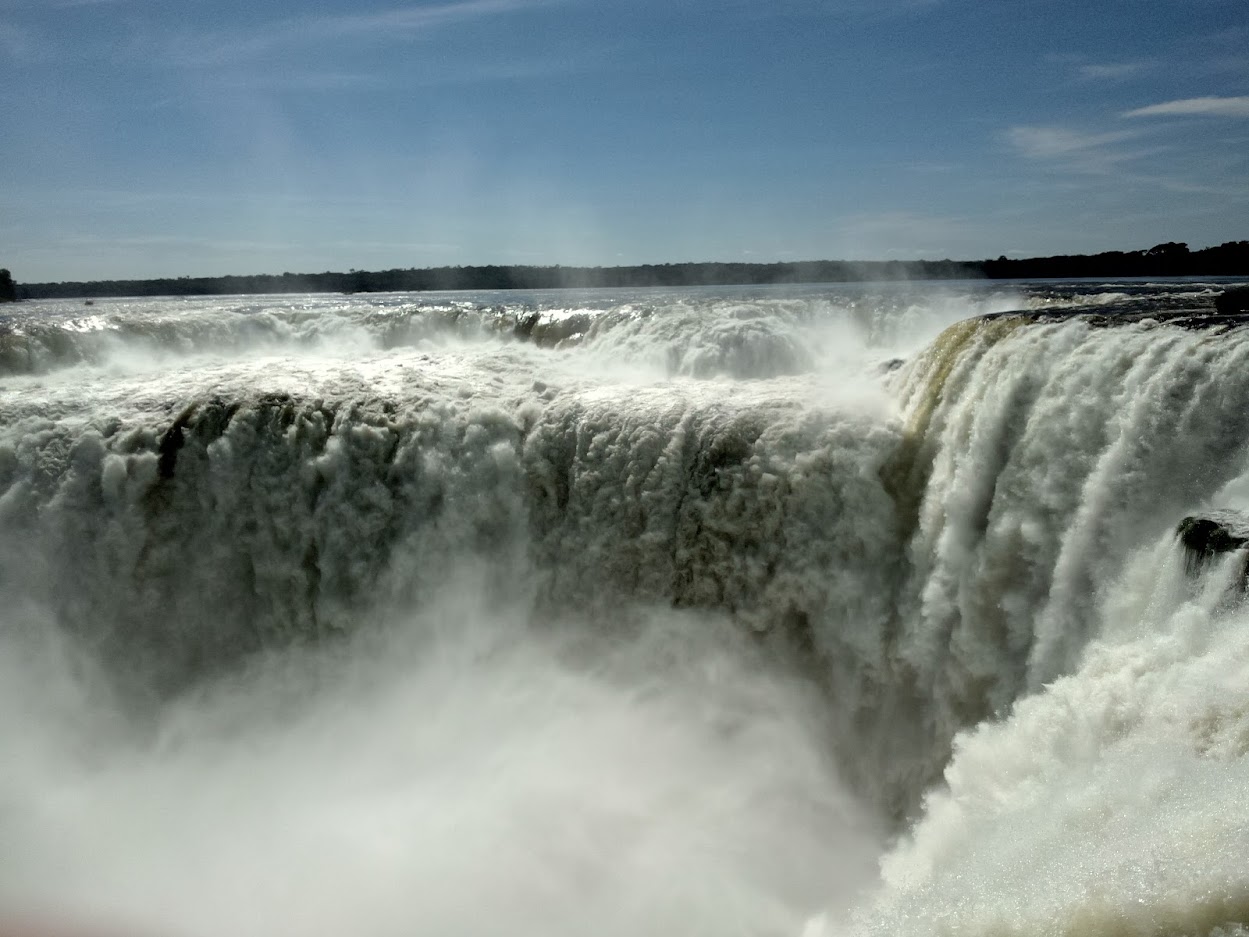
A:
[719,0,942,17]
[0,19,34,62]
[317,0,537,35]
[45,234,462,255]
[0,0,126,7]
[211,71,390,93]
[1122,95,1249,118]
[1076,61,1151,82]
[164,0,544,68]
[1005,125,1142,162]
[905,162,959,174]
[207,52,591,94]
[832,210,977,259]
[1004,122,1247,197]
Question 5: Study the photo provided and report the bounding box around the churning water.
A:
[2,280,1248,937]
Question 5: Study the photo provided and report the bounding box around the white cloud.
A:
[1003,122,1248,198]
[309,0,539,39]
[718,0,942,19]
[1005,125,1141,161]
[1122,96,1249,118]
[1076,61,1149,82]
[164,0,545,68]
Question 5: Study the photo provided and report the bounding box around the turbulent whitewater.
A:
[2,280,1248,937]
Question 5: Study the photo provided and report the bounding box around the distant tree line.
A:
[11,241,1249,300]
[0,269,16,303]
[981,241,1249,280]
[14,260,980,299]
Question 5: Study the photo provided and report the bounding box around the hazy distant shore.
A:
[12,241,1248,300]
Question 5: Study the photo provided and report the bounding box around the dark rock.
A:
[529,312,595,348]
[1176,511,1249,574]
[977,286,1249,331]
[1215,286,1249,315]
[981,307,1249,331]
[157,418,188,480]
[513,311,540,340]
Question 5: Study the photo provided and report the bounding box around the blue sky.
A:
[1,0,1246,281]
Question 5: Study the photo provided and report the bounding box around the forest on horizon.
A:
[8,241,1248,301]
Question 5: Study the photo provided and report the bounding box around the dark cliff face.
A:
[0,269,16,304]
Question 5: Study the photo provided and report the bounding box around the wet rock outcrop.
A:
[983,307,1249,331]
[1176,511,1249,575]
[979,286,1249,331]
[1215,286,1249,315]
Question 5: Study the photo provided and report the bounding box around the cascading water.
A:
[1,280,1246,937]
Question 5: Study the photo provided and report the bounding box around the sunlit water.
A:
[2,280,1248,937]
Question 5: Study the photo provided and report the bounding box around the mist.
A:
[0,584,884,937]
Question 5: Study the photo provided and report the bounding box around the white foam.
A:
[3,289,1249,936]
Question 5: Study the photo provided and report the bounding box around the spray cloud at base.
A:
[1,585,886,937]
